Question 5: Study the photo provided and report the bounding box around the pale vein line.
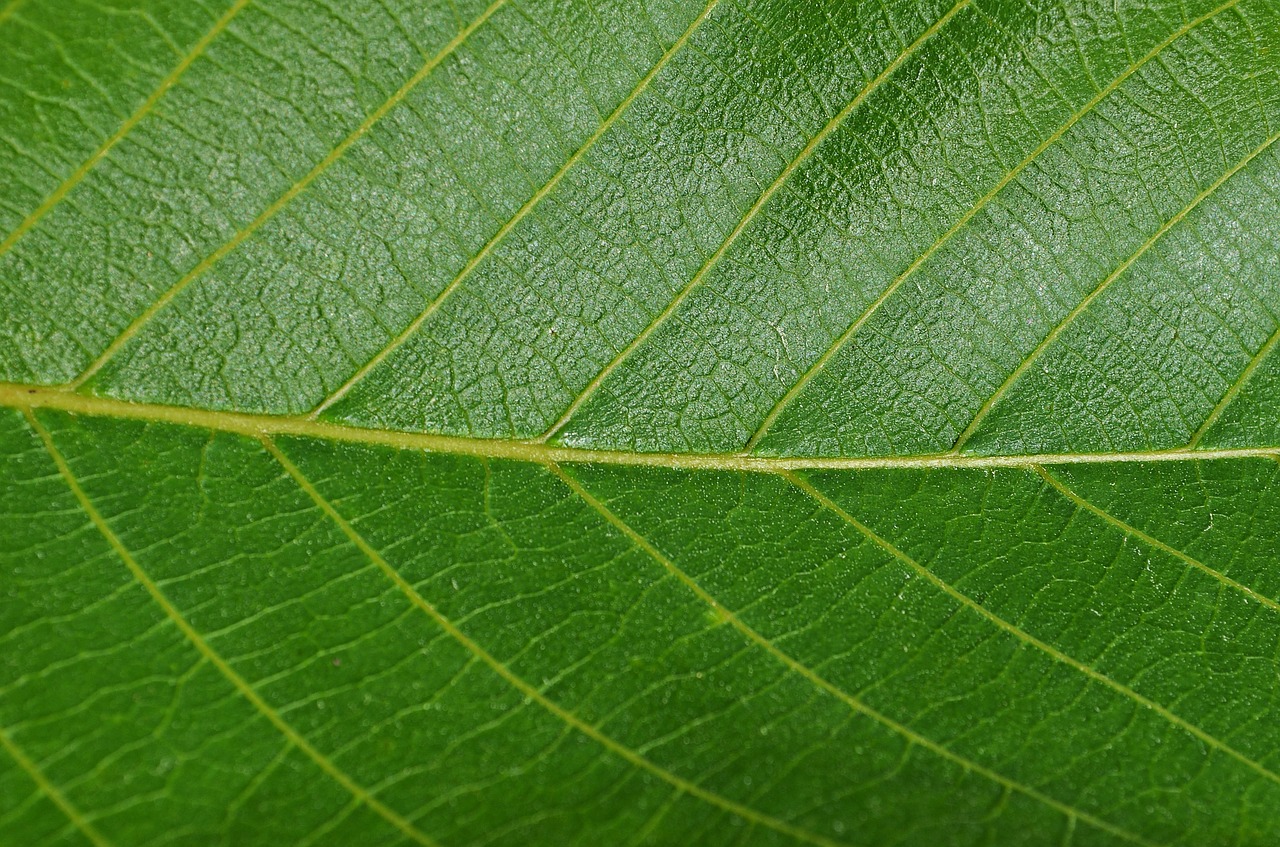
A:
[69,0,510,389]
[262,437,848,847]
[786,469,1280,790]
[24,412,440,847]
[4,381,1280,471]
[0,0,28,27]
[550,463,1155,847]
[309,0,724,419]
[0,0,254,259]
[0,726,112,847]
[744,0,1244,452]
[949,128,1280,453]
[1186,321,1280,448]
[1034,465,1280,615]
[537,0,975,443]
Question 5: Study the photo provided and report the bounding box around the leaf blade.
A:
[6,0,1280,843]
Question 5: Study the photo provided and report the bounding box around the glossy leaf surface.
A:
[3,0,1280,844]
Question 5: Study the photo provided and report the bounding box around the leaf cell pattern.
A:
[3,0,1280,845]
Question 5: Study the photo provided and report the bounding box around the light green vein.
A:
[25,411,440,847]
[786,469,1280,790]
[309,0,724,419]
[262,437,849,847]
[745,0,1244,452]
[1034,464,1280,615]
[1187,321,1280,448]
[551,463,1156,847]
[538,0,975,443]
[950,128,1280,453]
[0,0,28,27]
[0,0,253,259]
[4,381,1280,471]
[0,725,112,847]
[69,0,510,389]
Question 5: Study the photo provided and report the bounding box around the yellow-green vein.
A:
[25,411,440,847]
[538,0,976,443]
[0,726,112,847]
[1034,464,1280,614]
[1187,321,1280,448]
[950,128,1280,453]
[0,0,253,258]
[785,469,1280,790]
[4,381,1280,471]
[69,0,510,389]
[261,436,850,847]
[0,0,28,27]
[551,463,1156,847]
[310,0,724,419]
[745,0,1245,453]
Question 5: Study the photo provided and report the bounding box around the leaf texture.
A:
[3,0,1280,845]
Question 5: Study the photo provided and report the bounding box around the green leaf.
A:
[3,0,1280,844]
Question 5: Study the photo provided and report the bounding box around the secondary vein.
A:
[264,437,848,847]
[308,0,724,419]
[0,725,113,847]
[745,0,1245,452]
[787,469,1280,791]
[949,127,1280,453]
[553,464,1156,847]
[0,0,253,259]
[68,0,510,389]
[1034,465,1280,615]
[538,0,976,443]
[25,411,441,847]
[1187,320,1280,448]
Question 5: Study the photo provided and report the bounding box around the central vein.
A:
[1,382,1274,471]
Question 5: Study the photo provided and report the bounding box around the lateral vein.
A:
[553,464,1156,847]
[787,469,1280,791]
[1187,320,1280,448]
[1035,465,1280,615]
[746,0,1245,452]
[309,0,724,419]
[539,0,975,443]
[0,0,253,258]
[950,127,1280,453]
[69,0,510,389]
[263,438,849,847]
[0,726,113,847]
[24,411,440,847]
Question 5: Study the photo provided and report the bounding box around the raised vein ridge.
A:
[789,469,1280,788]
[268,439,847,847]
[538,0,976,442]
[950,126,1280,452]
[25,411,440,847]
[0,726,111,847]
[3,382,1277,471]
[68,0,510,388]
[309,0,724,418]
[746,0,1246,452]
[557,465,1154,846]
[0,0,253,259]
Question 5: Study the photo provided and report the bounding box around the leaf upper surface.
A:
[3,0,1280,845]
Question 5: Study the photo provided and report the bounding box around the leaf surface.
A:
[3,0,1280,845]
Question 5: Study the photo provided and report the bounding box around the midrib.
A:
[1,381,1275,471]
